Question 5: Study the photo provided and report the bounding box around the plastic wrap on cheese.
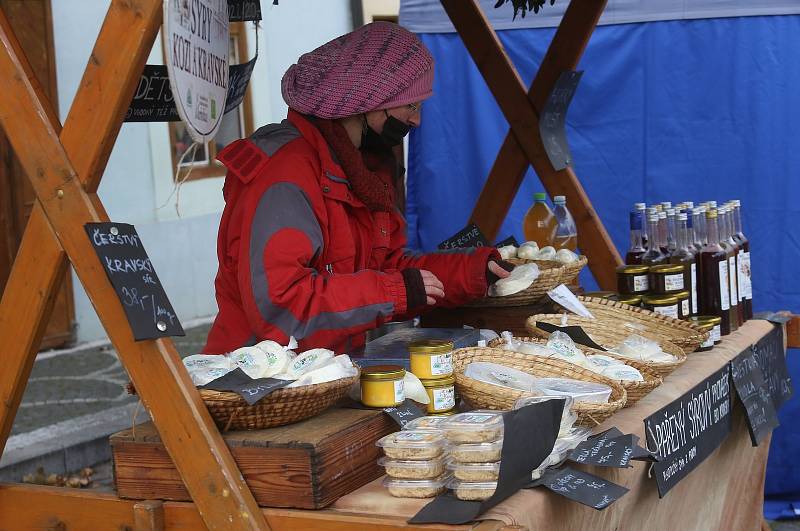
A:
[488,263,540,297]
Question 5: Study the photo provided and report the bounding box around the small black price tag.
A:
[85,222,184,341]
[535,322,608,352]
[540,467,628,510]
[568,432,636,468]
[227,0,262,21]
[495,235,519,248]
[731,347,780,446]
[437,223,489,250]
[200,368,291,405]
[752,326,793,410]
[384,401,426,427]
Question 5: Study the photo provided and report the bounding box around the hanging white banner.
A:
[164,0,230,143]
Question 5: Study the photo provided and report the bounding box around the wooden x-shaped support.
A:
[440,0,621,289]
[0,1,267,529]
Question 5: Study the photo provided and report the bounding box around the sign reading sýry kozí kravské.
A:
[164,0,230,143]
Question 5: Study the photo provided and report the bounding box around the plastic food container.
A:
[557,426,593,447]
[408,339,454,379]
[447,460,500,482]
[534,378,612,404]
[616,264,650,294]
[383,474,450,498]
[402,415,450,432]
[513,395,577,434]
[376,430,448,460]
[360,365,405,407]
[442,411,504,443]
[378,456,447,480]
[420,375,456,414]
[641,294,680,319]
[450,439,504,463]
[447,478,498,501]
[649,264,685,294]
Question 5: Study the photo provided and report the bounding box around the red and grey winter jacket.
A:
[203,111,498,354]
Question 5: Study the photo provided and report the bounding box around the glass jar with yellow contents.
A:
[408,340,454,380]
[420,375,456,414]
[360,365,405,408]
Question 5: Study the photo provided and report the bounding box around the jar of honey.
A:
[649,264,685,294]
[616,294,642,307]
[688,315,722,350]
[617,265,650,294]
[420,375,456,414]
[641,294,680,319]
[360,365,405,408]
[408,340,454,380]
[675,290,691,319]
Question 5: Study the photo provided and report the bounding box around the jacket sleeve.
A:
[238,177,408,347]
[381,210,499,309]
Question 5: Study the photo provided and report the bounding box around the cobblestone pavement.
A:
[10,322,212,436]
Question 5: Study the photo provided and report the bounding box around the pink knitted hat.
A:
[281,22,434,119]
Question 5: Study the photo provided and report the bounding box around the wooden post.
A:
[0,1,268,529]
[134,500,165,531]
[441,0,622,289]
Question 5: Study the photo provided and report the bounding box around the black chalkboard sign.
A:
[201,368,291,405]
[437,223,489,250]
[644,364,732,497]
[495,235,519,248]
[535,322,608,351]
[228,0,262,21]
[539,467,629,510]
[384,401,425,428]
[539,70,583,171]
[753,325,793,410]
[126,60,257,123]
[568,431,636,468]
[85,223,184,341]
[731,347,780,446]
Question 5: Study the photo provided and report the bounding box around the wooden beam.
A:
[442,0,621,289]
[787,315,800,349]
[134,500,165,531]
[0,483,506,530]
[0,3,268,530]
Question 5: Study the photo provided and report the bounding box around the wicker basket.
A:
[465,255,588,308]
[558,296,710,353]
[198,368,359,431]
[487,336,663,405]
[452,346,627,426]
[525,314,687,378]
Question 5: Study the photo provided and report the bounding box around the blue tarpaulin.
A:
[402,6,800,515]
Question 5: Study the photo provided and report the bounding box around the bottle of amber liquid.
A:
[699,209,732,335]
[626,210,646,264]
[718,206,740,330]
[670,213,697,317]
[731,199,753,319]
[642,214,668,266]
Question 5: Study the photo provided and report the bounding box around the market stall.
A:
[0,0,796,530]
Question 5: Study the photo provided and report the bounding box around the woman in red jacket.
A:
[203,22,510,355]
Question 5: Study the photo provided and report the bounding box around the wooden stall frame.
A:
[6,0,787,529]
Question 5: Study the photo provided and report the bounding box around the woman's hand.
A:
[487,260,513,282]
[420,269,445,305]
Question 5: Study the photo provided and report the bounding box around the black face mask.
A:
[362,111,411,151]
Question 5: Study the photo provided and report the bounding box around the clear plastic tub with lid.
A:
[402,415,450,432]
[383,473,450,498]
[447,460,501,482]
[450,438,504,463]
[378,456,447,480]
[376,430,448,460]
[513,395,577,436]
[442,411,504,443]
[447,478,498,501]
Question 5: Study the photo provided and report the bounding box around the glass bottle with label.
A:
[552,195,578,251]
[670,212,697,317]
[523,192,557,246]
[699,209,732,336]
[657,211,670,256]
[692,206,707,251]
[634,202,647,248]
[625,209,646,264]
[718,206,740,330]
[642,214,668,266]
[665,208,678,255]
[731,199,753,319]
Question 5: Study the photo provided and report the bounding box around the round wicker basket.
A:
[199,368,359,431]
[561,296,710,353]
[487,336,663,405]
[465,256,587,308]
[524,314,687,378]
[452,346,627,426]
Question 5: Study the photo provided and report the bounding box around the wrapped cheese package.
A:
[464,361,541,393]
[613,334,677,363]
[227,347,272,379]
[488,263,540,297]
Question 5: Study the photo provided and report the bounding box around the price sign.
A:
[540,467,629,510]
[86,223,184,341]
[731,347,780,445]
[438,223,489,250]
[200,368,292,405]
